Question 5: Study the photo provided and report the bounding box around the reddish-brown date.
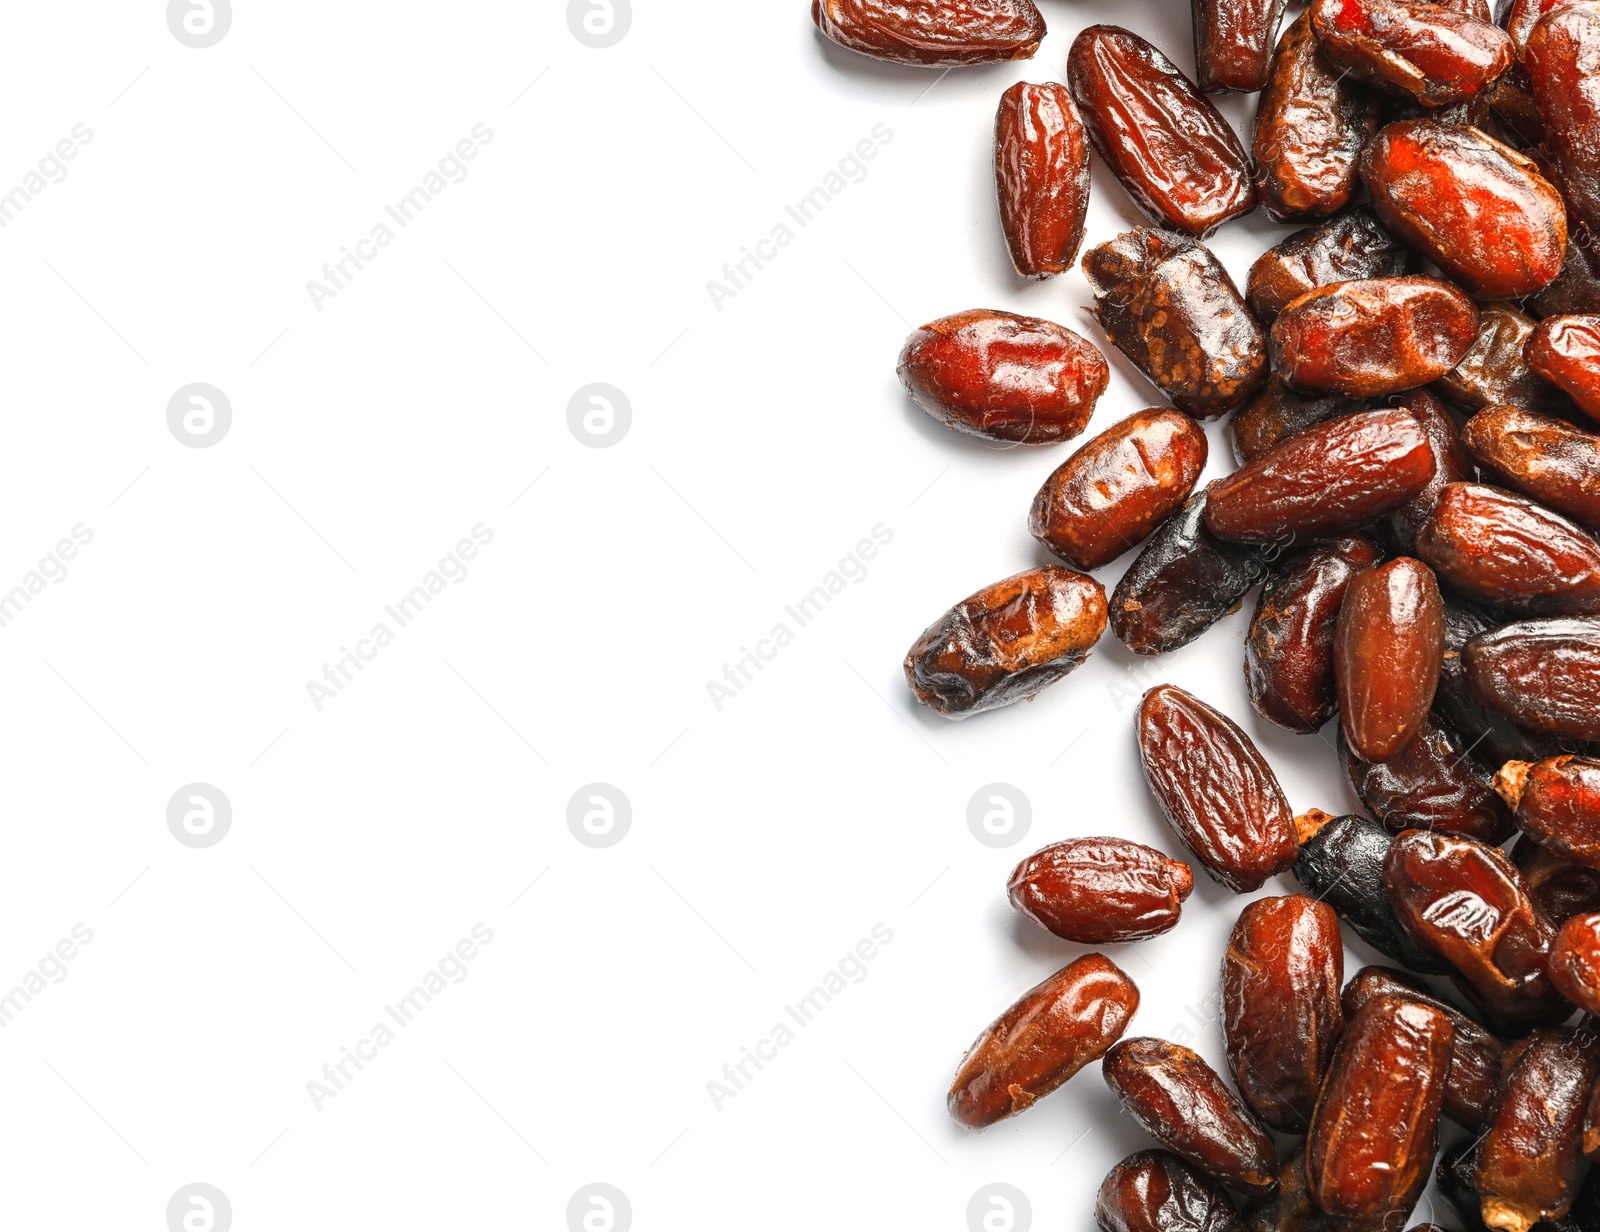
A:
[1361,121,1566,300]
[1306,994,1453,1222]
[1465,618,1600,741]
[1513,834,1600,924]
[1416,483,1600,616]
[1271,276,1480,397]
[1193,0,1286,92]
[1489,73,1546,149]
[1549,912,1600,1014]
[1221,895,1344,1132]
[1111,486,1270,655]
[903,565,1107,719]
[995,83,1091,280]
[1524,5,1600,247]
[1384,828,1569,1027]
[1476,1028,1600,1232]
[1342,965,1506,1130]
[1137,685,1298,891]
[1068,27,1256,237]
[1462,405,1600,528]
[1496,754,1600,868]
[1228,377,1364,465]
[811,0,1045,65]
[1335,556,1445,761]
[1205,407,1437,544]
[1029,409,1208,571]
[1252,14,1383,222]
[1342,716,1517,843]
[1440,1138,1600,1232]
[1534,240,1600,318]
[1382,389,1473,554]
[1102,1037,1279,1199]
[1437,303,1567,413]
[1247,534,1383,733]
[1082,229,1266,420]
[1502,0,1589,58]
[896,309,1110,444]
[948,953,1137,1129]
[1241,1148,1344,1232]
[1007,837,1194,943]
[1308,0,1514,106]
[1525,315,1600,425]
[1095,1149,1245,1232]
[1246,208,1418,325]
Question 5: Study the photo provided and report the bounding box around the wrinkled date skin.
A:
[1271,276,1480,397]
[1465,618,1600,741]
[1083,229,1267,420]
[811,0,1045,65]
[1502,0,1590,59]
[1361,121,1566,300]
[1335,556,1445,761]
[1342,965,1507,1130]
[1095,1149,1245,1232]
[1193,0,1286,92]
[1306,994,1454,1222]
[904,565,1107,719]
[1497,754,1600,868]
[1549,912,1600,1013]
[1383,389,1473,554]
[1534,240,1600,319]
[948,953,1138,1129]
[1525,315,1600,425]
[1253,14,1383,222]
[1007,837,1194,943]
[1476,1028,1600,1232]
[1416,483,1600,616]
[1112,486,1268,655]
[1513,834,1600,924]
[896,309,1110,444]
[1525,5,1600,248]
[1221,895,1345,1132]
[1103,1038,1279,1199]
[1438,304,1567,413]
[1243,1148,1356,1232]
[1029,409,1209,571]
[1206,407,1437,544]
[1246,208,1419,325]
[1384,829,1568,1028]
[1439,1139,1600,1232]
[1293,810,1447,973]
[1342,717,1517,844]
[1247,534,1383,733]
[1308,0,1514,106]
[995,83,1091,279]
[1228,378,1366,466]
[1462,405,1600,528]
[1068,27,1257,237]
[1137,684,1298,891]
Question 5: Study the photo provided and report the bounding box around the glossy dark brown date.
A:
[812,0,1046,65]
[1550,912,1600,1014]
[1096,1149,1244,1232]
[1334,556,1444,761]
[1525,315,1600,425]
[1308,0,1513,106]
[995,83,1091,279]
[1435,302,1563,413]
[1465,618,1600,742]
[1007,837,1193,943]
[1461,405,1600,529]
[1496,754,1600,869]
[1245,208,1418,326]
[1513,834,1600,924]
[1341,716,1516,844]
[1193,0,1285,92]
[1525,5,1600,249]
[1228,377,1363,466]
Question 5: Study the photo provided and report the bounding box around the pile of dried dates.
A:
[818,0,1600,1227]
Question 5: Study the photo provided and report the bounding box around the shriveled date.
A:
[1095,1149,1243,1232]
[811,0,1045,66]
[1495,754,1600,869]
[1525,5,1600,250]
[1245,208,1417,325]
[1334,556,1443,762]
[1550,912,1600,1015]
[1308,0,1513,106]
[1342,716,1516,845]
[1007,837,1193,944]
[995,83,1091,279]
[1228,377,1364,465]
[1435,302,1563,414]
[1525,315,1600,425]
[1461,406,1600,529]
[1464,618,1600,742]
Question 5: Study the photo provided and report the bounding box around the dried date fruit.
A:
[1246,534,1383,732]
[896,309,1110,444]
[1138,685,1298,891]
[1253,13,1384,222]
[1415,483,1600,615]
[1308,0,1514,106]
[995,83,1091,279]
[1007,837,1194,943]
[1381,389,1473,554]
[1029,409,1209,571]
[811,0,1045,65]
[1293,809,1447,973]
[1502,0,1589,58]
[1384,828,1568,1027]
[1221,895,1344,1132]
[1476,1027,1600,1232]
[1438,1139,1600,1232]
[1524,5,1600,246]
[1271,276,1480,397]
[1525,315,1600,424]
[1436,303,1566,413]
[1361,120,1566,299]
[1513,834,1600,924]
[1242,1148,1346,1232]
[1335,557,1445,760]
[948,953,1138,1129]
[1462,405,1600,528]
[1342,964,1506,1129]
[1193,0,1287,93]
[1464,618,1600,741]
[1341,716,1517,844]
[1495,754,1600,868]
[1068,27,1257,237]
[1103,1037,1279,1199]
[1488,73,1546,149]
[904,565,1107,718]
[1533,240,1600,318]
[1306,994,1453,1222]
[1096,1149,1245,1232]
[1082,229,1267,420]
[1245,208,1418,326]
[1206,407,1437,544]
[1111,486,1269,655]
[1549,912,1600,1013]
[1228,377,1364,465]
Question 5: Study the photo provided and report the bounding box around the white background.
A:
[0,2,1470,1229]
